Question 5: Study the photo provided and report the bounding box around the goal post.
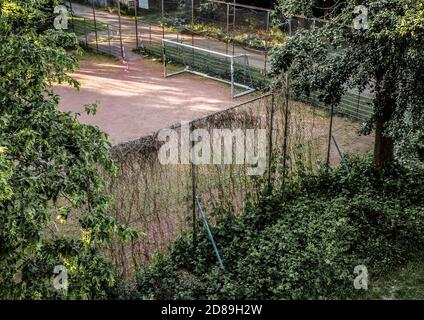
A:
[162,39,256,98]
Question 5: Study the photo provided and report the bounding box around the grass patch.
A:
[367,251,424,300]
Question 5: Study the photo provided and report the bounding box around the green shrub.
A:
[135,155,424,299]
[9,240,116,300]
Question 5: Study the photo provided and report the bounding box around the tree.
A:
[0,0,138,298]
[270,0,424,168]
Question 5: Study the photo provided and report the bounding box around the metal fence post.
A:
[332,135,351,174]
[161,0,164,19]
[117,0,125,59]
[84,17,88,45]
[190,122,198,250]
[92,2,99,52]
[69,0,76,34]
[264,10,270,72]
[149,23,152,45]
[233,0,236,34]
[226,3,230,56]
[135,0,139,48]
[107,24,111,55]
[230,56,235,97]
[162,39,167,77]
[282,72,290,188]
[326,104,335,167]
[191,0,194,25]
[226,3,230,34]
[267,93,275,189]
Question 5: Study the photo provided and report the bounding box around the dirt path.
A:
[54,54,246,145]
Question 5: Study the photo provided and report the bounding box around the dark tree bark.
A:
[373,89,395,169]
[374,115,394,169]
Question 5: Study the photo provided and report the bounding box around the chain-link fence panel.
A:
[102,89,373,276]
[69,16,124,57]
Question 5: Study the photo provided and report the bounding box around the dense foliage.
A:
[270,0,424,169]
[135,155,424,299]
[0,0,137,299]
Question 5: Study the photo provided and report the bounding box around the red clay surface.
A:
[54,55,246,145]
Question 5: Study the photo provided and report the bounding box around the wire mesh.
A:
[69,16,123,57]
[62,1,377,277]
[162,36,255,96]
[100,89,376,276]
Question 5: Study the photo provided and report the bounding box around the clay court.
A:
[54,53,247,145]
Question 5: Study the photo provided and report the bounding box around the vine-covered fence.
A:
[104,91,372,276]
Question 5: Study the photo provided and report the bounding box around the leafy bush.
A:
[9,240,116,300]
[135,155,424,299]
[0,0,139,299]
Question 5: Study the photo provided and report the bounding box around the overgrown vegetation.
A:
[134,155,424,299]
[1,0,422,301]
[271,0,424,169]
[0,0,138,299]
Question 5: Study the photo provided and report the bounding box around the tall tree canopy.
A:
[271,0,424,168]
[0,0,137,298]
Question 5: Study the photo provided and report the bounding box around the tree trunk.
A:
[374,116,394,169]
[373,95,395,169]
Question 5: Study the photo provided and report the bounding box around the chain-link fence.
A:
[67,1,374,119]
[132,0,271,71]
[69,16,124,57]
[104,87,373,276]
[135,23,267,88]
[61,1,376,276]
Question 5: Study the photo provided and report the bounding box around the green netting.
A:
[163,38,257,97]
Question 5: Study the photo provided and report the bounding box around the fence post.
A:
[207,37,211,73]
[161,0,164,19]
[190,122,198,250]
[264,10,270,72]
[267,93,275,189]
[69,0,76,34]
[84,17,88,45]
[233,0,236,34]
[226,3,230,34]
[191,32,194,66]
[117,0,125,59]
[326,104,335,167]
[135,0,139,48]
[282,72,290,188]
[332,135,351,174]
[191,0,194,25]
[107,24,111,55]
[149,23,152,46]
[92,2,99,52]
[163,40,167,77]
[226,3,230,56]
[230,56,235,97]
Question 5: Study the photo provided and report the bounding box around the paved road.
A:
[72,3,269,69]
